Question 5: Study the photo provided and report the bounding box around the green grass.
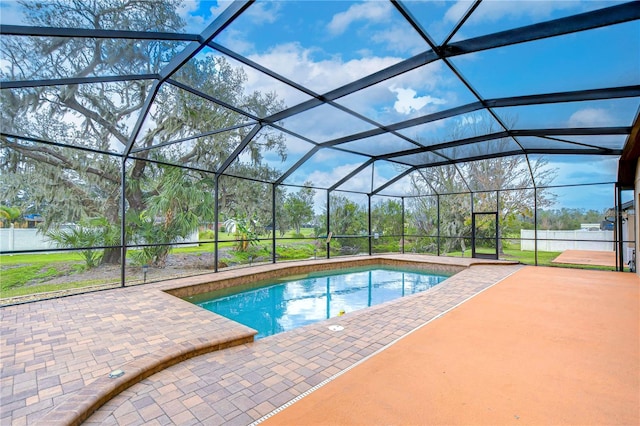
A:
[501,249,561,265]
[0,231,313,300]
[0,251,84,266]
[276,243,316,260]
[2,230,618,301]
[1,252,86,294]
[0,250,105,298]
[1,264,51,289]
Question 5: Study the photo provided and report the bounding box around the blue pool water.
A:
[188,267,450,339]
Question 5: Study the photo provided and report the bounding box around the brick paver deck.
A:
[0,255,520,425]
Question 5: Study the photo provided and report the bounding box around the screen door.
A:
[472,212,498,259]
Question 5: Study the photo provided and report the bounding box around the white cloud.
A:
[390,86,446,115]
[327,1,393,36]
[306,163,369,194]
[180,1,279,34]
[207,0,234,20]
[444,1,473,24]
[177,1,205,33]
[216,27,256,54]
[244,1,281,24]
[370,25,430,56]
[568,108,615,127]
[248,42,400,94]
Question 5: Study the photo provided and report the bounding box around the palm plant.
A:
[45,224,103,268]
[0,206,21,227]
[129,166,215,267]
[223,217,259,252]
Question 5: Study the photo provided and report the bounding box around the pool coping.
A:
[11,255,516,425]
[163,255,470,300]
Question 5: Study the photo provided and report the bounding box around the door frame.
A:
[472,211,499,259]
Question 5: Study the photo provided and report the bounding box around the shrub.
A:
[277,244,315,260]
[199,229,215,241]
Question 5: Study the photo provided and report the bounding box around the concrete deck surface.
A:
[552,249,618,268]
[264,266,639,425]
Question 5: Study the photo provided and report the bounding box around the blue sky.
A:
[193,0,635,212]
[1,0,638,211]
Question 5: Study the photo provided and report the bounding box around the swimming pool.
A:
[187,266,451,339]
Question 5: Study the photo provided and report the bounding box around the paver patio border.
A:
[1,254,517,425]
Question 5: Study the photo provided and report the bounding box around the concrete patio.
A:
[1,255,637,425]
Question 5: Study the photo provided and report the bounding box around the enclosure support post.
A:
[496,190,500,257]
[437,194,441,256]
[120,159,126,287]
[272,184,277,264]
[401,197,405,254]
[534,187,538,266]
[616,183,623,271]
[470,192,475,258]
[368,195,372,256]
[214,175,219,273]
[326,190,331,259]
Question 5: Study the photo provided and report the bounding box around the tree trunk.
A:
[102,247,121,265]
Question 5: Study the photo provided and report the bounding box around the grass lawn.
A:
[502,249,561,265]
[0,230,321,299]
[1,230,618,301]
[0,253,108,299]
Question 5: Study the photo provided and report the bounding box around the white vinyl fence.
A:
[0,227,57,251]
[1,225,198,252]
[520,229,614,252]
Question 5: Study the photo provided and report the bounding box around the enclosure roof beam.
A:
[376,126,629,163]
[443,2,640,57]
[375,132,509,160]
[319,86,637,150]
[400,148,622,170]
[274,146,321,186]
[166,79,261,122]
[123,0,252,157]
[323,52,440,102]
[371,166,416,196]
[319,102,484,148]
[158,1,252,82]
[1,132,121,157]
[215,123,262,176]
[328,158,375,192]
[0,24,200,41]
[261,2,638,126]
[441,0,482,46]
[0,74,158,89]
[122,81,160,157]
[209,41,322,102]
[524,148,623,155]
[512,127,631,137]
[129,122,256,154]
[485,86,640,108]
